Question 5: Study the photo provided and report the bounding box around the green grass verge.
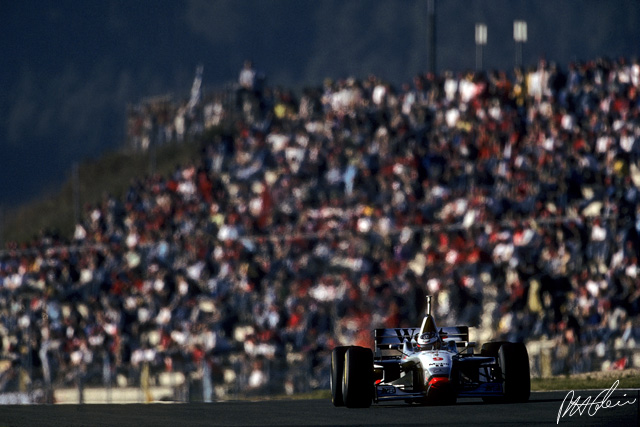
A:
[531,369,640,391]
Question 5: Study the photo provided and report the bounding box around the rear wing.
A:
[374,328,421,349]
[439,326,470,343]
[374,326,470,358]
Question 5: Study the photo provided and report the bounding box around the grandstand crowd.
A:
[1,56,640,400]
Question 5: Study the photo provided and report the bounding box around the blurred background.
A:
[1,0,640,404]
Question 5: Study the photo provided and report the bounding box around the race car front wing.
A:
[374,381,504,402]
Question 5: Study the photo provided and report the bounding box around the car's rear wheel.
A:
[499,342,530,403]
[342,346,374,408]
[330,346,349,406]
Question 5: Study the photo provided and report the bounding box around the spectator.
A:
[2,56,640,399]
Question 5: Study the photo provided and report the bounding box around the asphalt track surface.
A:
[0,390,639,426]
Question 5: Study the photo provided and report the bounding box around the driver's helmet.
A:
[417,331,440,350]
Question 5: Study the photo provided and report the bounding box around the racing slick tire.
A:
[330,346,349,406]
[498,342,530,403]
[342,346,374,408]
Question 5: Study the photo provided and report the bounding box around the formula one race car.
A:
[330,296,530,408]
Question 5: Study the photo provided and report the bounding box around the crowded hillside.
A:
[1,56,640,401]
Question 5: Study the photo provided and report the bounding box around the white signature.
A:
[557,380,637,424]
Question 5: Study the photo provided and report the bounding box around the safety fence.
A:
[2,339,638,404]
[0,346,320,404]
[526,339,640,378]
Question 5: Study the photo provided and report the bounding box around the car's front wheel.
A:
[330,346,349,406]
[499,342,530,403]
[341,346,374,408]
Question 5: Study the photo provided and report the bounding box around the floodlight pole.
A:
[0,206,3,247]
[427,0,437,75]
[73,162,80,225]
[514,20,527,68]
[475,23,487,71]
